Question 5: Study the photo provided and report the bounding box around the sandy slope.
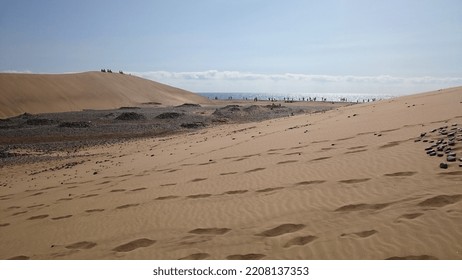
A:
[0,87,461,260]
[0,71,209,118]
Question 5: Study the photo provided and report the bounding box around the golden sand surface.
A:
[1,86,461,260]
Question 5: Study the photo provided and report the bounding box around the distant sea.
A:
[198,92,399,103]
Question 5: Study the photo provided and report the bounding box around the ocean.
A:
[198,92,399,103]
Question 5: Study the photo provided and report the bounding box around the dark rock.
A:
[420,132,426,137]
[223,105,240,109]
[118,107,141,110]
[155,112,183,119]
[439,163,448,169]
[447,156,456,162]
[437,153,444,157]
[115,112,145,121]
[26,118,56,126]
[59,121,92,128]
[176,103,201,108]
[244,105,266,113]
[181,122,205,129]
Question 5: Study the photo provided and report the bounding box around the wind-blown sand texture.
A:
[0,87,461,260]
[0,71,209,118]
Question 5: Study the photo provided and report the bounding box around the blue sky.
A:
[1,0,462,94]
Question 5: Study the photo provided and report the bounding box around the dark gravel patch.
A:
[115,112,145,121]
[156,112,183,119]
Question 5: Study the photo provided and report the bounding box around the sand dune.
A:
[0,71,209,118]
[0,87,461,260]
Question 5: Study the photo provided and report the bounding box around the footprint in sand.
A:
[179,253,210,260]
[338,178,371,184]
[220,172,238,176]
[187,194,212,199]
[347,145,367,150]
[380,141,401,149]
[27,214,49,220]
[396,213,423,221]
[223,190,248,195]
[110,189,126,193]
[130,187,147,192]
[155,195,180,201]
[255,187,284,193]
[296,180,326,186]
[344,149,368,154]
[98,181,111,185]
[8,255,30,260]
[179,235,213,246]
[51,215,73,220]
[284,235,318,248]
[188,228,231,235]
[30,192,44,196]
[85,209,105,213]
[190,178,208,182]
[284,152,301,156]
[12,210,28,216]
[340,230,378,238]
[311,157,331,162]
[115,203,139,210]
[384,171,417,177]
[112,238,156,252]
[245,168,266,173]
[335,203,390,212]
[65,241,97,250]
[386,255,438,260]
[27,204,44,209]
[0,223,10,227]
[226,254,265,260]
[277,160,298,165]
[80,194,99,199]
[256,224,305,237]
[268,148,285,152]
[160,183,177,187]
[439,171,462,176]
[417,194,462,208]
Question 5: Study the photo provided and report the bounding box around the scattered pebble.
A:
[447,156,456,162]
[416,123,460,170]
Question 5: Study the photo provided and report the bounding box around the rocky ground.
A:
[0,101,349,165]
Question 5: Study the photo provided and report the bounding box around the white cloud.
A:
[129,70,462,95]
[0,70,32,74]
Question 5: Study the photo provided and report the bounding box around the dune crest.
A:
[0,71,209,118]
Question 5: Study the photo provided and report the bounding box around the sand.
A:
[0,86,461,260]
[0,71,210,118]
